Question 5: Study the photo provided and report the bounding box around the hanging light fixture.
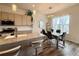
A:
[12,4,17,12]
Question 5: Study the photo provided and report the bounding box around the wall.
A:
[51,4,79,44]
[32,12,47,33]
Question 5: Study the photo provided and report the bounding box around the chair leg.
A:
[35,48,38,56]
[63,40,65,46]
[56,39,59,49]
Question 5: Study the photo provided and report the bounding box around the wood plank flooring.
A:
[18,40,79,56]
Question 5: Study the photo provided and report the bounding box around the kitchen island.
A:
[0,33,45,51]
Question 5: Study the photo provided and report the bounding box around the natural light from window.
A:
[39,20,45,29]
[51,15,70,34]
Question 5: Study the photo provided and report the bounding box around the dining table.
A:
[52,32,63,48]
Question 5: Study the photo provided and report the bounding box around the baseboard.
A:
[66,40,79,45]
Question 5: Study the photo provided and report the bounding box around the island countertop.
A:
[0,33,45,51]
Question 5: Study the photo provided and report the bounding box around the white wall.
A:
[32,11,47,33]
[52,4,79,44]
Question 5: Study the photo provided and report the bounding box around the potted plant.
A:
[25,9,33,22]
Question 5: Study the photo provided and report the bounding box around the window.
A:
[39,20,45,29]
[52,15,70,34]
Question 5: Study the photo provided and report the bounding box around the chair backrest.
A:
[51,29,54,32]
[56,29,61,33]
[41,29,47,35]
[0,45,21,56]
[60,32,66,39]
[47,31,53,39]
[63,32,66,37]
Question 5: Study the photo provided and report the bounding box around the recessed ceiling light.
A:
[12,4,17,12]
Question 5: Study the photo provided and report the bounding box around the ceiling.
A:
[0,3,76,15]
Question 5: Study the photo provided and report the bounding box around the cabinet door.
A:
[15,15,22,25]
[0,12,1,20]
[2,12,8,20]
[26,16,32,25]
[8,13,14,21]
[22,15,27,25]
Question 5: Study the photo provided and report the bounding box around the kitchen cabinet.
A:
[15,14,22,25]
[0,12,32,26]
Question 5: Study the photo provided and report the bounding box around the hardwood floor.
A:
[17,40,79,56]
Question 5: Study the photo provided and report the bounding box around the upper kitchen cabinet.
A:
[0,4,33,26]
[0,11,32,26]
[8,13,15,21]
[0,12,13,21]
[2,12,8,20]
[22,15,32,26]
[0,12,1,20]
[22,15,27,25]
[26,16,32,26]
[15,14,22,25]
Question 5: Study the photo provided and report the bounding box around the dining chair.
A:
[0,45,21,56]
[41,29,47,36]
[56,29,61,33]
[59,32,66,47]
[46,31,55,46]
[41,29,48,43]
[47,31,53,39]
[51,29,54,32]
